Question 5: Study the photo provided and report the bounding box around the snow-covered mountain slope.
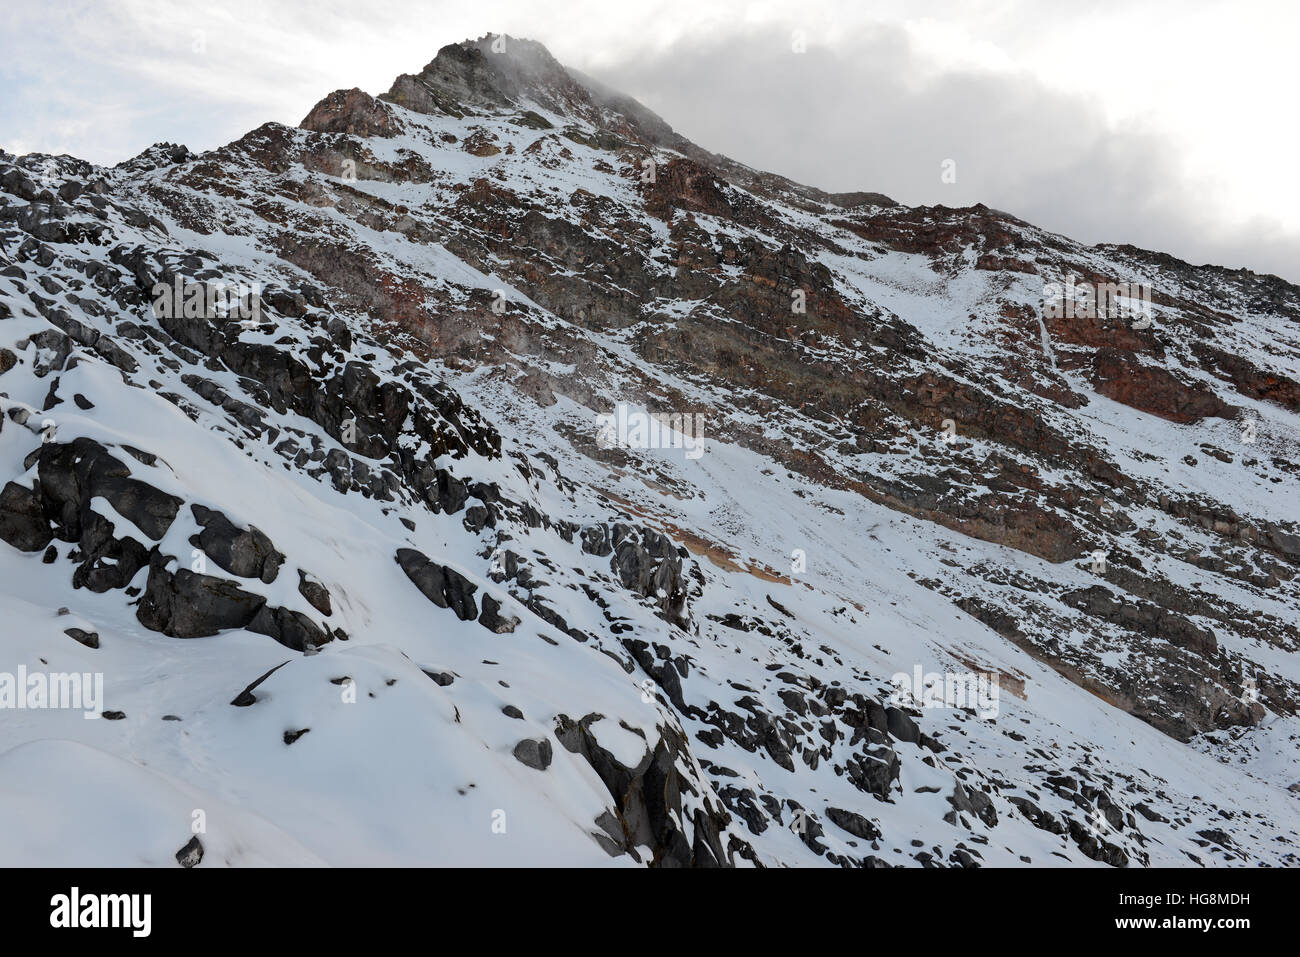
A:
[1,33,1297,868]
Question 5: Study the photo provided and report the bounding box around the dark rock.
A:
[175,836,203,868]
[948,782,998,828]
[0,481,52,551]
[478,593,519,633]
[512,737,553,770]
[297,569,332,615]
[230,660,291,706]
[884,706,921,744]
[395,547,478,620]
[136,563,266,638]
[825,806,882,841]
[554,713,745,867]
[191,504,284,583]
[247,604,331,652]
[63,627,99,649]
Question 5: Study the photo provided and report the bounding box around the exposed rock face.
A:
[300,88,401,138]
[645,159,734,221]
[555,713,747,867]
[1090,348,1238,423]
[1,34,1298,869]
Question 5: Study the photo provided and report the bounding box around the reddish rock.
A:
[644,158,733,221]
[301,89,400,138]
[1192,342,1300,413]
[462,128,502,157]
[1090,348,1237,423]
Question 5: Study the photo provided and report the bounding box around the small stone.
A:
[63,627,99,649]
[512,737,552,771]
[175,836,203,868]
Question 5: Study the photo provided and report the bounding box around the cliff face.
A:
[0,33,1297,868]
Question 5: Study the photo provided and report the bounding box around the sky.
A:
[2,0,1297,282]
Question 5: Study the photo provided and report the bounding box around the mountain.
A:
[0,33,1297,868]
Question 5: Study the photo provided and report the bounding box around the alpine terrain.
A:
[1,34,1298,868]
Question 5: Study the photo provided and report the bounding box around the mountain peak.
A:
[383,34,593,119]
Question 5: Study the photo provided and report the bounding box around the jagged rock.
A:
[844,748,901,801]
[555,713,744,867]
[948,782,998,828]
[229,661,290,707]
[1008,796,1067,835]
[478,594,519,633]
[175,836,203,868]
[301,88,401,138]
[34,439,181,543]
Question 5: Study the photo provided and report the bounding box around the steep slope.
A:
[0,33,1297,868]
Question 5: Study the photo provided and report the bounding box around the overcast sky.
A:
[2,0,1297,282]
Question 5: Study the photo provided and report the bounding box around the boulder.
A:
[0,481,52,551]
[191,504,283,583]
[136,563,266,638]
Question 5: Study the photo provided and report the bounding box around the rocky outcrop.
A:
[395,547,479,621]
[136,560,267,639]
[300,88,401,138]
[555,713,746,867]
[1090,348,1238,423]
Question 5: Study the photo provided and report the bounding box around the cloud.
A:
[584,21,1300,283]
